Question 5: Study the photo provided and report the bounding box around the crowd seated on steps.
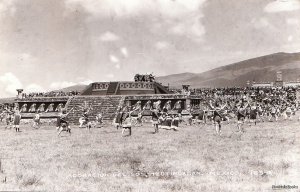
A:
[19,91,80,99]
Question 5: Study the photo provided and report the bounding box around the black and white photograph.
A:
[0,0,300,191]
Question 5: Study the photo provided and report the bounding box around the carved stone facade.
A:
[119,82,153,90]
[83,81,169,95]
[92,82,110,90]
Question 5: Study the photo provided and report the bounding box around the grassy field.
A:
[0,120,299,192]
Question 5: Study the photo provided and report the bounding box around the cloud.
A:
[252,17,270,29]
[286,18,299,25]
[69,0,208,41]
[49,80,92,90]
[66,0,207,18]
[20,53,31,60]
[109,54,119,63]
[120,47,128,57]
[288,35,293,42]
[281,42,300,52]
[154,41,169,50]
[2,0,300,91]
[0,72,22,97]
[50,81,76,90]
[99,31,120,41]
[0,0,16,17]
[106,73,115,78]
[152,0,206,18]
[169,14,205,41]
[26,83,45,92]
[264,0,300,13]
[115,64,121,69]
[79,79,93,85]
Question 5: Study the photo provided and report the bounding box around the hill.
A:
[57,84,87,92]
[0,97,15,104]
[157,52,300,88]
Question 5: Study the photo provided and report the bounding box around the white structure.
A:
[252,82,274,88]
[283,81,300,87]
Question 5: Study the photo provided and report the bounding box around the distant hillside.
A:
[57,84,87,92]
[157,52,300,88]
[0,97,15,104]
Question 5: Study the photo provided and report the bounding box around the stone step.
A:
[65,96,124,124]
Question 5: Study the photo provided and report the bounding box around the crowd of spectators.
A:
[168,86,299,109]
[19,91,80,99]
[170,87,297,99]
[198,87,298,112]
[191,87,296,99]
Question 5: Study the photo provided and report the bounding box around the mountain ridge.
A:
[156,52,300,88]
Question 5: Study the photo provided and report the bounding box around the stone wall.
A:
[13,94,206,123]
[64,94,207,124]
[15,94,206,124]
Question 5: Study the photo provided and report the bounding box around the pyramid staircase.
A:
[106,82,119,95]
[65,95,124,124]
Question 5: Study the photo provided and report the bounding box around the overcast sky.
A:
[0,0,300,97]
